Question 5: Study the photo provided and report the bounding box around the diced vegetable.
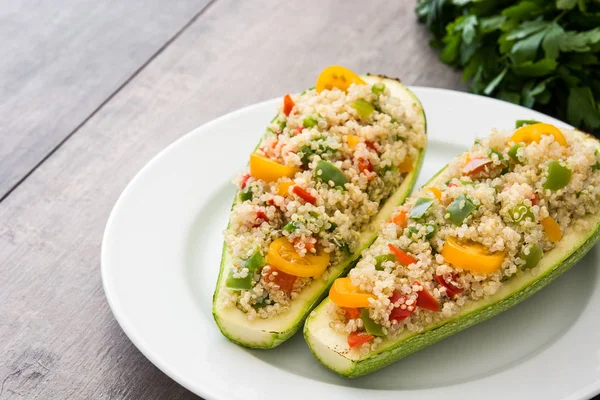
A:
[283,94,294,116]
[277,181,294,196]
[519,244,543,269]
[240,174,251,189]
[389,291,414,322]
[351,99,375,119]
[516,119,541,128]
[371,82,386,95]
[282,221,297,233]
[543,161,571,190]
[361,309,384,336]
[434,274,464,298]
[374,254,396,270]
[347,135,360,149]
[266,237,330,277]
[315,160,347,189]
[427,187,442,200]
[541,216,562,242]
[415,282,440,312]
[226,251,265,290]
[263,267,296,296]
[507,204,535,224]
[397,156,413,173]
[292,186,317,205]
[358,158,373,175]
[390,209,408,228]
[344,307,361,319]
[409,197,435,219]
[250,153,300,182]
[387,243,417,266]
[329,277,376,308]
[509,123,567,146]
[508,143,524,162]
[463,157,492,176]
[406,224,437,240]
[303,116,319,128]
[239,189,253,202]
[441,237,505,273]
[446,194,476,225]
[347,331,374,348]
[316,65,366,93]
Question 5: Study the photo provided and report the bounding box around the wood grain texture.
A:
[0,1,463,399]
[0,0,211,200]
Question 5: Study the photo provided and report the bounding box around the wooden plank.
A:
[0,0,212,200]
[0,1,464,398]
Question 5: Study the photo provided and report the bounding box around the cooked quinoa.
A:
[219,81,426,320]
[328,125,600,354]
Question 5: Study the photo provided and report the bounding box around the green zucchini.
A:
[212,75,427,349]
[304,129,600,376]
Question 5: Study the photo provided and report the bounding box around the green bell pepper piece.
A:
[515,119,540,128]
[361,309,384,336]
[374,254,396,270]
[446,194,476,225]
[315,160,347,189]
[239,189,253,202]
[508,143,524,162]
[543,161,571,190]
[226,251,265,290]
[351,99,375,119]
[507,203,535,224]
[405,224,437,240]
[282,221,297,233]
[303,116,319,128]
[371,83,386,95]
[409,198,435,219]
[519,244,543,269]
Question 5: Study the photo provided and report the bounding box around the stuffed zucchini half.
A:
[304,123,600,376]
[212,66,427,349]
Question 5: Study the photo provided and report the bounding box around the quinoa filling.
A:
[220,80,426,320]
[328,124,600,354]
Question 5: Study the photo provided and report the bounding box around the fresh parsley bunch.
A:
[416,0,600,134]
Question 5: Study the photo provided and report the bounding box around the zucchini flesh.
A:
[304,129,600,376]
[212,75,427,348]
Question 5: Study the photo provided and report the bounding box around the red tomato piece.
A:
[283,94,295,116]
[448,182,458,188]
[264,267,297,296]
[292,186,317,205]
[343,307,361,319]
[530,193,538,206]
[347,331,374,348]
[365,140,379,153]
[240,174,251,189]
[414,281,440,312]
[463,157,493,176]
[389,291,414,322]
[358,158,373,174]
[387,243,417,266]
[435,274,464,298]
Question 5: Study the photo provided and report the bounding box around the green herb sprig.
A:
[416,0,600,134]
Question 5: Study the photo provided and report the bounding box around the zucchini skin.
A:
[304,130,600,377]
[212,76,427,349]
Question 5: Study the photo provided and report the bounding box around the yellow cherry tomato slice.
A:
[441,237,505,274]
[250,153,300,182]
[329,277,376,308]
[266,238,330,277]
[316,66,366,93]
[541,216,562,242]
[277,181,294,196]
[510,123,567,146]
[347,135,360,149]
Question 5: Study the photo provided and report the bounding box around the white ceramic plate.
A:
[102,88,600,400]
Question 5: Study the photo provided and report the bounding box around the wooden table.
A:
[0,1,466,398]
